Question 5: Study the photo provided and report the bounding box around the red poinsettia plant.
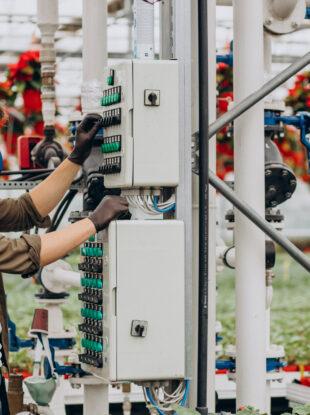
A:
[3,50,43,142]
[0,80,17,106]
[7,50,41,94]
[286,71,310,112]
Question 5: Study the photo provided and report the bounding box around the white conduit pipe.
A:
[40,260,80,293]
[133,0,155,59]
[81,0,107,114]
[37,0,58,128]
[234,0,267,410]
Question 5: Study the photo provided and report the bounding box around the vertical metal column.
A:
[197,0,209,412]
[84,384,109,415]
[206,0,217,410]
[264,31,272,415]
[173,0,193,388]
[233,0,267,410]
[190,1,216,409]
[81,2,109,414]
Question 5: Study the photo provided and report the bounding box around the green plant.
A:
[237,406,267,415]
[172,405,200,415]
[283,404,310,415]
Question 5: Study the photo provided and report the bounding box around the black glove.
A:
[68,113,103,165]
[89,196,129,232]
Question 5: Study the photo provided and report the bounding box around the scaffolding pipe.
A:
[233,1,266,410]
[208,51,310,139]
[209,171,310,273]
[197,0,209,413]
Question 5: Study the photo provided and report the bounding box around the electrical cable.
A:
[53,192,76,230]
[0,168,55,176]
[48,189,78,232]
[152,196,176,213]
[143,381,190,414]
[12,173,50,182]
[126,195,176,215]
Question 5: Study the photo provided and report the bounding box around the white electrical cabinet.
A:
[79,220,185,382]
[101,60,179,188]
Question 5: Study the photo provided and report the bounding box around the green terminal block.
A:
[81,308,103,320]
[81,339,103,352]
[80,245,103,257]
[81,278,103,289]
[107,75,114,86]
[101,89,121,107]
[101,142,121,154]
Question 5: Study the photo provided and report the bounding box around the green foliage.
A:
[217,252,310,364]
[237,406,267,415]
[3,251,310,370]
[172,405,200,415]
[292,404,310,415]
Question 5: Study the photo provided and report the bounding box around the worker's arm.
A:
[30,114,103,218]
[0,196,128,276]
[40,196,129,265]
[0,193,51,233]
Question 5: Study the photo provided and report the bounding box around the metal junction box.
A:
[100,60,179,188]
[78,220,185,382]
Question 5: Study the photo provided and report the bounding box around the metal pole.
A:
[234,1,266,410]
[197,0,209,413]
[81,2,109,414]
[160,0,173,60]
[209,171,310,273]
[206,0,217,411]
[208,51,310,139]
[264,31,272,415]
[173,0,193,389]
[190,0,199,407]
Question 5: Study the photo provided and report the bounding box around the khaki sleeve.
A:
[0,234,41,277]
[0,192,51,232]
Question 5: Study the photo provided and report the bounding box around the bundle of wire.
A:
[143,380,190,415]
[48,189,78,232]
[126,195,176,215]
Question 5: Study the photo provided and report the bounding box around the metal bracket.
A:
[0,181,82,191]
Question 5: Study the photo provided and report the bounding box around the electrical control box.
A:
[77,220,185,382]
[100,60,179,188]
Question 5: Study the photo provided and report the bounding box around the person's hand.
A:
[68,113,103,165]
[89,196,129,232]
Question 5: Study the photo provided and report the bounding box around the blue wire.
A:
[153,196,176,213]
[180,380,190,406]
[145,380,190,415]
[146,388,166,415]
